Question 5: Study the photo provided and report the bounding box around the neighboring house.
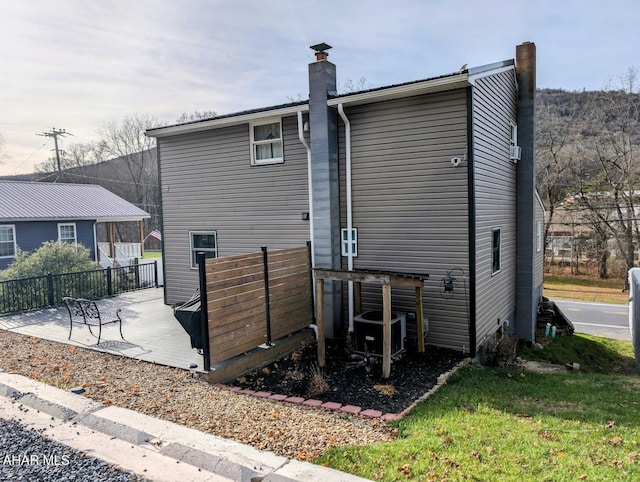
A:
[147,42,543,356]
[0,180,150,270]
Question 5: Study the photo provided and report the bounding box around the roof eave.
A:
[146,72,473,138]
[0,215,150,223]
[328,73,471,107]
[146,104,310,139]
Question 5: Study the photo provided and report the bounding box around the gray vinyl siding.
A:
[535,195,545,300]
[338,90,471,351]
[158,115,310,304]
[472,69,518,348]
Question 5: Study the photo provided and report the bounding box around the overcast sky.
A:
[1,0,638,176]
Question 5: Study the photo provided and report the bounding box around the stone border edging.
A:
[216,357,473,422]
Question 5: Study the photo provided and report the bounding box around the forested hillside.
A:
[537,69,640,278]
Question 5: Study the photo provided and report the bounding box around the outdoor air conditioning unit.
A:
[510,145,521,162]
[354,311,406,357]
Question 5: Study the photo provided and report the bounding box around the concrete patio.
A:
[0,288,203,372]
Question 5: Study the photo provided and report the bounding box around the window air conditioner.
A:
[510,145,521,162]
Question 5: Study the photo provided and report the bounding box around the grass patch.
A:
[544,275,627,305]
[520,334,636,374]
[316,335,640,481]
[143,251,162,259]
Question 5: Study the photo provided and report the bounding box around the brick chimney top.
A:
[310,42,332,61]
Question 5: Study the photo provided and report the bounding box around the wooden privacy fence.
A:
[202,246,314,365]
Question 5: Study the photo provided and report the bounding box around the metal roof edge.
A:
[467,60,515,85]
[146,104,310,138]
[0,216,150,223]
[328,73,470,107]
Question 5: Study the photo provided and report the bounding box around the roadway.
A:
[553,299,631,341]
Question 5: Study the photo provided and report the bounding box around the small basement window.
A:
[492,227,501,275]
[250,119,283,165]
[0,225,16,258]
[190,231,217,269]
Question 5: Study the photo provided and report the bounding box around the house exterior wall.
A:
[338,90,472,351]
[157,115,310,305]
[0,220,96,270]
[471,69,518,348]
[535,195,545,300]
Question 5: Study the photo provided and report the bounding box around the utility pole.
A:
[37,128,69,180]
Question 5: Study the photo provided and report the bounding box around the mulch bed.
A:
[230,339,465,414]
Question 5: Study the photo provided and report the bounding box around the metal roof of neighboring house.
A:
[0,181,150,222]
[146,59,514,139]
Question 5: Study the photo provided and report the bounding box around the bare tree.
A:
[175,110,217,123]
[340,77,372,94]
[573,68,640,284]
[0,133,9,164]
[536,96,578,257]
[98,114,163,240]
[34,141,108,176]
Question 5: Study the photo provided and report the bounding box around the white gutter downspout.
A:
[338,104,355,333]
[297,111,314,269]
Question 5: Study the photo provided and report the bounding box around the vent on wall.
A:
[510,145,521,162]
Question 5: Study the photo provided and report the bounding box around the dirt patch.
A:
[230,339,465,414]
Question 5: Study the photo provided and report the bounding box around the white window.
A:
[536,221,542,252]
[189,231,217,269]
[492,228,501,275]
[341,228,358,257]
[58,223,77,245]
[0,225,16,258]
[250,119,283,165]
[510,121,518,147]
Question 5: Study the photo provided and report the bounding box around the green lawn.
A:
[316,335,640,481]
[143,250,162,259]
[544,275,628,305]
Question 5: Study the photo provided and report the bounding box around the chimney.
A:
[308,42,342,337]
[310,42,332,62]
[514,41,537,343]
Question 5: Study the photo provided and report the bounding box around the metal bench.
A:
[63,296,124,344]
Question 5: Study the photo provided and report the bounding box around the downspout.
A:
[297,111,315,269]
[337,103,354,333]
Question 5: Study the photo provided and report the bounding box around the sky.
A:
[1,0,638,176]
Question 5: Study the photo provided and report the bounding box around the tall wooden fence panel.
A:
[205,247,313,364]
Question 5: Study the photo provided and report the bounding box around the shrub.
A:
[0,241,99,281]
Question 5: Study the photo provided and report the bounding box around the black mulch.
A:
[229,340,465,414]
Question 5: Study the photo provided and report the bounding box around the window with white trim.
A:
[510,121,518,147]
[0,225,16,258]
[492,228,501,274]
[250,119,283,165]
[536,221,542,253]
[58,223,77,245]
[341,228,358,257]
[189,231,217,269]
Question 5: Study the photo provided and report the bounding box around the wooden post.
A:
[108,222,115,258]
[316,278,325,367]
[382,282,392,378]
[139,220,145,259]
[354,281,362,316]
[416,286,425,353]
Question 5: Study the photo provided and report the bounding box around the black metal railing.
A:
[0,261,159,315]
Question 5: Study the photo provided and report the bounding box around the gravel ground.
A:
[0,418,146,481]
[0,331,395,461]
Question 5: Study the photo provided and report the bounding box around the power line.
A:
[37,128,71,181]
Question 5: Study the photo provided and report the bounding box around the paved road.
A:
[553,299,631,341]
